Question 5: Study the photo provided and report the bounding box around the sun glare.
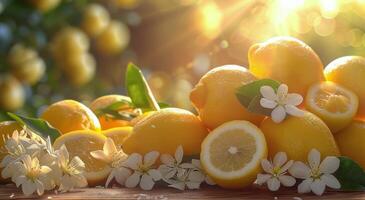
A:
[199,2,222,38]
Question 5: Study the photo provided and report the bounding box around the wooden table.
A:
[0,185,364,200]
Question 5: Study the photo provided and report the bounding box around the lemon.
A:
[90,95,134,130]
[305,81,359,133]
[249,36,325,97]
[0,75,25,111]
[103,126,132,149]
[28,0,60,12]
[260,111,340,162]
[324,56,365,119]
[95,21,130,55]
[53,130,110,186]
[190,65,264,130]
[335,120,365,169]
[112,0,141,9]
[41,100,101,134]
[200,120,267,189]
[63,53,96,86]
[123,108,208,156]
[81,4,110,37]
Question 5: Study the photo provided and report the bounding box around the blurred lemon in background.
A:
[200,120,267,189]
[112,0,141,9]
[90,95,136,130]
[190,65,264,130]
[95,20,130,55]
[305,81,358,133]
[335,120,365,169]
[81,4,110,37]
[28,0,60,12]
[123,108,208,156]
[248,36,325,97]
[324,56,365,119]
[260,111,340,162]
[41,100,101,134]
[0,75,25,111]
[62,53,96,86]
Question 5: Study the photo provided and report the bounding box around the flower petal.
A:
[125,172,141,188]
[261,159,273,174]
[175,145,184,164]
[322,174,341,189]
[267,177,281,191]
[285,93,303,106]
[160,154,174,166]
[104,138,117,156]
[124,153,142,170]
[14,175,27,187]
[260,86,277,100]
[90,150,108,163]
[115,168,132,186]
[22,180,36,196]
[288,161,310,179]
[191,159,202,169]
[308,149,321,169]
[260,98,278,109]
[169,182,185,191]
[158,165,176,179]
[205,176,216,185]
[277,84,288,99]
[311,179,326,196]
[35,179,45,196]
[188,170,205,182]
[148,169,162,181]
[186,181,201,190]
[144,151,159,167]
[105,170,115,187]
[278,175,296,187]
[298,179,312,194]
[279,160,294,175]
[256,174,271,185]
[140,174,155,190]
[285,105,304,117]
[273,152,287,168]
[319,156,340,174]
[271,106,286,123]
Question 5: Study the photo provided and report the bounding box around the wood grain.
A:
[0,185,364,200]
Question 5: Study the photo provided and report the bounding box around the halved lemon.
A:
[305,81,359,133]
[53,130,111,186]
[103,126,132,148]
[200,120,267,189]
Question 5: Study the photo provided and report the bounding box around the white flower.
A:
[123,151,161,190]
[158,145,187,179]
[289,149,341,196]
[189,159,216,185]
[256,152,295,191]
[56,145,88,192]
[260,84,304,123]
[90,138,128,187]
[12,155,52,196]
[165,169,205,191]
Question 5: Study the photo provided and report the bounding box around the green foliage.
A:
[335,156,365,191]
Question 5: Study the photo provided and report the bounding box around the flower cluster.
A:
[256,149,341,196]
[0,128,87,196]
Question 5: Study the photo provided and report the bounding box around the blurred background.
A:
[0,0,365,120]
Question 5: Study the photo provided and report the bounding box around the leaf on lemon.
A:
[335,156,365,191]
[95,99,140,121]
[236,79,280,116]
[7,112,61,143]
[125,63,160,112]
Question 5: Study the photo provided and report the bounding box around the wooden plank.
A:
[0,185,364,200]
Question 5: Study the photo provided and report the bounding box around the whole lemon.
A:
[0,75,25,111]
[90,95,136,130]
[248,36,325,97]
[123,108,208,156]
[81,4,110,37]
[28,0,60,12]
[324,56,365,119]
[260,111,340,162]
[95,21,130,55]
[190,65,264,130]
[335,120,365,169]
[41,100,101,134]
[63,53,96,86]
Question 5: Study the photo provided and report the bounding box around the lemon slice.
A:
[53,131,111,186]
[200,120,267,189]
[103,126,132,148]
[306,81,359,133]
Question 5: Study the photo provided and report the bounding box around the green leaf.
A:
[125,63,160,112]
[236,79,280,116]
[7,113,61,143]
[158,102,170,109]
[335,156,365,191]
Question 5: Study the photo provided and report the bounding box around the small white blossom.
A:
[256,152,296,191]
[165,169,205,191]
[90,138,128,187]
[55,145,88,192]
[123,151,161,190]
[189,159,215,185]
[158,145,188,179]
[260,84,304,123]
[289,149,341,196]
[12,155,52,196]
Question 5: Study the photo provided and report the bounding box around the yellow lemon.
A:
[324,56,365,119]
[123,108,208,156]
[63,53,96,86]
[335,120,365,169]
[305,81,359,133]
[200,120,267,189]
[0,75,25,111]
[90,95,135,130]
[260,111,340,162]
[28,0,60,12]
[248,36,325,97]
[190,65,264,130]
[53,130,110,186]
[81,4,110,37]
[95,21,130,55]
[41,100,101,134]
[112,0,141,9]
[103,126,132,149]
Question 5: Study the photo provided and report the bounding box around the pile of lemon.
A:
[1,36,365,190]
